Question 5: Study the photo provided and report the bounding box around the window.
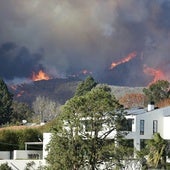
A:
[82,120,102,132]
[153,120,158,134]
[121,118,134,131]
[140,139,147,149]
[140,120,144,135]
[127,119,134,131]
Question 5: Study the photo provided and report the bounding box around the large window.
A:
[140,120,144,135]
[121,118,134,131]
[153,120,158,134]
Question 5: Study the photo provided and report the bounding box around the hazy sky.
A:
[0,0,170,86]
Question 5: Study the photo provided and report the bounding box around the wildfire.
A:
[110,51,137,69]
[17,90,25,97]
[31,70,50,81]
[81,69,92,75]
[143,65,167,85]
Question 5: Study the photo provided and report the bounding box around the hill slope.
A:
[8,78,144,106]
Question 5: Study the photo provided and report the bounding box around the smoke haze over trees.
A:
[0,0,170,86]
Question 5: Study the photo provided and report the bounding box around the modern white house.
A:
[125,103,170,151]
[1,104,170,169]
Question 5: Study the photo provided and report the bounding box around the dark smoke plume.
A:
[0,42,44,80]
[0,0,170,86]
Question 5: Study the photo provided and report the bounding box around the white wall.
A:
[43,133,52,160]
[0,151,10,160]
[163,117,170,139]
[125,106,170,151]
[13,150,42,160]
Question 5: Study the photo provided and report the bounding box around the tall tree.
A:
[75,76,97,96]
[46,86,131,170]
[32,96,60,123]
[11,101,33,124]
[0,78,13,125]
[143,80,170,104]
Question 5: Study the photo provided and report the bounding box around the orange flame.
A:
[81,69,92,75]
[17,90,25,97]
[143,65,167,85]
[32,70,50,81]
[110,51,137,69]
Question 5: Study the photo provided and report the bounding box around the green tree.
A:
[0,78,13,125]
[75,76,97,96]
[0,130,19,151]
[0,163,12,170]
[0,129,42,151]
[11,101,33,124]
[143,80,170,104]
[146,133,167,169]
[18,128,43,150]
[47,86,130,170]
[137,133,168,169]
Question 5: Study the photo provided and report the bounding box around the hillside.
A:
[8,78,81,106]
[8,78,144,107]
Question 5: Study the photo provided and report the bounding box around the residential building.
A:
[125,103,170,151]
[1,104,170,169]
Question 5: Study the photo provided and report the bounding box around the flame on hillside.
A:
[143,65,167,85]
[17,90,25,97]
[81,69,92,75]
[110,51,137,69]
[69,69,93,78]
[31,70,50,81]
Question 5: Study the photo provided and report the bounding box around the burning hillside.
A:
[31,70,51,81]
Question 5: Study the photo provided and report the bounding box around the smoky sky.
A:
[0,42,44,80]
[0,0,170,86]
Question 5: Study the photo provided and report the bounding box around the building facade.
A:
[125,104,170,151]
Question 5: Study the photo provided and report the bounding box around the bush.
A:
[0,128,43,151]
[0,163,12,170]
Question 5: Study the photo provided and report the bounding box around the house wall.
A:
[163,117,170,139]
[43,133,52,160]
[126,106,170,150]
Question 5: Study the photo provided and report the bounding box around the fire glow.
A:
[110,51,137,69]
[143,65,167,85]
[81,69,92,75]
[31,70,50,81]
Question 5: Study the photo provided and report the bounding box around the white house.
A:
[125,103,170,151]
[42,104,170,158]
[1,104,170,169]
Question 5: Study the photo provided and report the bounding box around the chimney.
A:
[148,101,155,111]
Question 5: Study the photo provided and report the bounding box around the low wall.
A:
[0,151,11,160]
[13,150,43,160]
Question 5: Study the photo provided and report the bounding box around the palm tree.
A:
[146,133,167,169]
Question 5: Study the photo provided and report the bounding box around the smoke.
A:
[0,42,44,80]
[0,0,170,86]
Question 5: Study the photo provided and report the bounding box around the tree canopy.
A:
[137,133,168,169]
[143,80,170,104]
[47,85,131,170]
[75,76,97,96]
[0,78,13,125]
[11,101,33,124]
